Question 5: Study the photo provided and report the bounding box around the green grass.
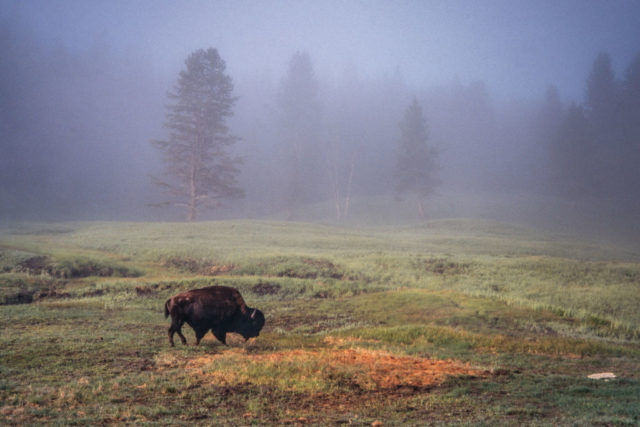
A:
[1,219,639,425]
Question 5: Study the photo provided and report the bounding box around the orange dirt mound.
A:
[331,348,481,389]
[253,348,483,390]
[184,346,484,391]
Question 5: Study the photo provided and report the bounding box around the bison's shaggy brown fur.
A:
[164,286,265,346]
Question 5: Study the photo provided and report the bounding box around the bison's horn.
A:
[251,309,256,319]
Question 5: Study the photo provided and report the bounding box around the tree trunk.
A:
[188,163,197,222]
[331,162,342,221]
[417,198,425,221]
[343,154,355,220]
[287,139,303,221]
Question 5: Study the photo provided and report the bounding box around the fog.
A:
[2,1,640,239]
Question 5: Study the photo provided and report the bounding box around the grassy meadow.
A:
[1,219,639,425]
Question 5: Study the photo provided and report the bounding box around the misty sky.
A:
[4,0,640,102]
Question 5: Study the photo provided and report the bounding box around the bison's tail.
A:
[164,298,171,318]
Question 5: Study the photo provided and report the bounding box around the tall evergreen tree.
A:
[620,52,640,204]
[277,52,323,217]
[538,86,564,137]
[551,103,594,197]
[622,52,640,138]
[586,52,617,120]
[394,98,439,219]
[585,51,625,196]
[623,52,640,103]
[532,85,565,194]
[152,48,243,221]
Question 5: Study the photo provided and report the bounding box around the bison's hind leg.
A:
[177,329,187,345]
[168,326,181,347]
[168,320,187,346]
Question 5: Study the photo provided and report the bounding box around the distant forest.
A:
[2,20,639,222]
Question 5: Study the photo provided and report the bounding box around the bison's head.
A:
[237,307,265,340]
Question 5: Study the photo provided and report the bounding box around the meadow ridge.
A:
[1,219,639,425]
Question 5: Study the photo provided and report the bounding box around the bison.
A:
[164,285,265,347]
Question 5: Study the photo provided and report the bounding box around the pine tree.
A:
[551,103,593,197]
[620,52,640,207]
[586,52,617,121]
[584,51,624,196]
[394,98,439,219]
[277,52,323,218]
[152,48,243,221]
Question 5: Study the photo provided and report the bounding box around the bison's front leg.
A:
[194,328,207,345]
[212,329,227,345]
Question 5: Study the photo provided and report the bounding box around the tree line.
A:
[2,19,638,223]
[549,52,640,208]
[157,47,640,222]
[153,49,439,221]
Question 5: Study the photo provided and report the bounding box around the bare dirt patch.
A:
[14,255,141,278]
[415,258,470,275]
[251,281,281,296]
[15,255,50,275]
[161,256,234,276]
